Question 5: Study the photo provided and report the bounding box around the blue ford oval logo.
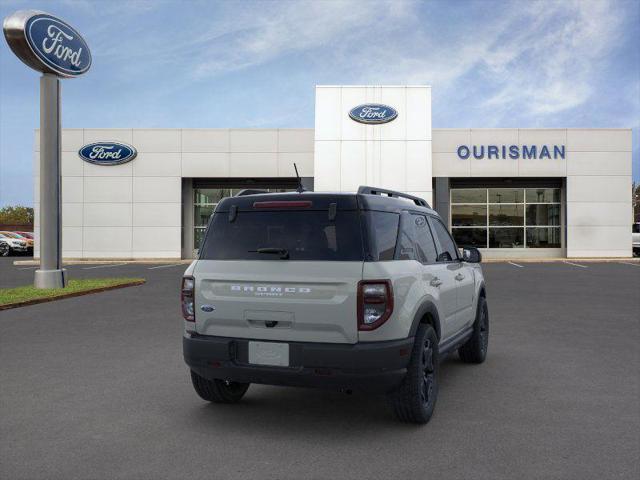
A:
[24,13,91,77]
[200,305,215,312]
[79,142,137,166]
[349,104,398,125]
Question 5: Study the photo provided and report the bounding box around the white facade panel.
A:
[181,153,229,177]
[132,203,181,227]
[433,129,471,153]
[83,177,132,203]
[61,129,84,152]
[229,153,278,177]
[83,129,133,145]
[181,129,229,152]
[518,157,567,177]
[83,226,133,253]
[61,151,84,176]
[566,151,631,176]
[567,129,632,152]
[518,128,566,146]
[567,202,631,226]
[433,152,470,177]
[62,227,83,251]
[378,88,407,140]
[339,142,367,191]
[379,141,407,191]
[133,177,181,203]
[278,129,315,153]
[313,141,341,191]
[132,227,181,253]
[132,129,181,153]
[566,176,631,203]
[62,203,83,227]
[406,87,431,141]
[132,152,181,177]
[469,156,519,177]
[83,203,132,227]
[277,153,313,177]
[406,142,432,190]
[314,87,342,141]
[470,128,518,146]
[229,129,278,153]
[83,159,133,177]
[61,176,84,203]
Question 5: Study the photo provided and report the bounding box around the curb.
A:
[0,279,146,311]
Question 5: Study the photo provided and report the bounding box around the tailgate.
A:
[194,260,362,343]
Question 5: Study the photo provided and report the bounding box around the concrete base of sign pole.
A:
[34,269,67,289]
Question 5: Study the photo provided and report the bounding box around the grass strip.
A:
[0,278,145,310]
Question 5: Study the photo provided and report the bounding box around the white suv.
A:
[182,186,488,424]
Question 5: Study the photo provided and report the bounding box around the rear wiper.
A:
[249,247,290,259]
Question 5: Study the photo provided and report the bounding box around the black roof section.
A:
[214,186,436,215]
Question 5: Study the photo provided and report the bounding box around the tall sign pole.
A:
[3,10,91,288]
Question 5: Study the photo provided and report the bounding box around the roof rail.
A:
[357,185,430,208]
[235,189,269,197]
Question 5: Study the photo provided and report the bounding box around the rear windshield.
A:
[200,211,364,261]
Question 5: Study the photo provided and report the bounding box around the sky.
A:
[0,0,638,207]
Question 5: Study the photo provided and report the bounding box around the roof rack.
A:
[357,185,430,208]
[235,189,269,197]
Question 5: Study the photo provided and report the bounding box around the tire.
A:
[387,324,439,424]
[0,243,9,257]
[190,370,249,404]
[458,296,489,364]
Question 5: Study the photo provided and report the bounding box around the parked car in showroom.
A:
[0,232,28,256]
[633,222,640,256]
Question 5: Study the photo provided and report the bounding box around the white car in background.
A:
[633,223,640,256]
[0,232,28,256]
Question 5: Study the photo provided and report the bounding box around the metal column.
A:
[34,73,66,288]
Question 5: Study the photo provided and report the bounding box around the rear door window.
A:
[412,214,438,263]
[428,217,459,262]
[200,210,363,261]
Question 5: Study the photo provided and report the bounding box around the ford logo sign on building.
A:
[3,10,91,77]
[79,142,137,166]
[349,104,398,124]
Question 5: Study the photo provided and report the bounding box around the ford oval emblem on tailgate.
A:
[200,305,215,312]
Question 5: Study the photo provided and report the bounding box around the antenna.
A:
[294,163,305,193]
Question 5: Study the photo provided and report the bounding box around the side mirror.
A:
[462,247,482,263]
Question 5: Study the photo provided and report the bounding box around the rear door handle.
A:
[455,273,465,281]
[430,277,443,287]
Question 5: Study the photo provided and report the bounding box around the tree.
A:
[0,205,34,225]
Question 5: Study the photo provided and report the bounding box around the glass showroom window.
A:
[451,188,561,249]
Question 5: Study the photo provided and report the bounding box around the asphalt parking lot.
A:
[1,257,639,480]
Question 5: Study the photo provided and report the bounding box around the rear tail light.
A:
[357,280,393,331]
[181,276,195,322]
[253,200,312,209]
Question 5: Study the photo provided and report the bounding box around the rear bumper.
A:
[183,333,414,393]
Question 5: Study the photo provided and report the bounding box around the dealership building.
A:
[32,85,633,259]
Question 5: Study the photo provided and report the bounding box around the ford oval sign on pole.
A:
[349,104,398,124]
[3,10,91,289]
[79,142,138,166]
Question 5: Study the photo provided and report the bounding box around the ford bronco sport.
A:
[182,186,488,424]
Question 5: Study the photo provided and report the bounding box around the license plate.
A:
[248,341,289,367]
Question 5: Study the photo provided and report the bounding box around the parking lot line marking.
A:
[618,262,640,267]
[18,266,38,270]
[563,261,588,268]
[82,263,128,270]
[507,261,524,268]
[147,263,185,270]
